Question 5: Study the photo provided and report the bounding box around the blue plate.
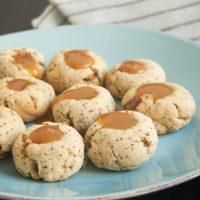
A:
[0,25,200,200]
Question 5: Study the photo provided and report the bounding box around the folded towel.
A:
[32,0,200,44]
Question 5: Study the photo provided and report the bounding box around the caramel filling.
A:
[7,79,33,91]
[64,50,94,69]
[52,86,98,106]
[98,112,137,129]
[12,51,40,78]
[119,60,145,74]
[27,125,63,144]
[124,83,173,110]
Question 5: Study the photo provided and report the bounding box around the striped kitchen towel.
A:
[32,0,200,44]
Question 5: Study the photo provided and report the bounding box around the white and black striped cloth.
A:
[32,0,200,44]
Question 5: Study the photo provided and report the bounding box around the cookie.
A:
[52,83,116,136]
[12,122,84,182]
[46,49,108,93]
[122,82,196,134]
[0,106,25,159]
[105,59,166,98]
[0,47,45,79]
[84,111,158,171]
[0,76,55,122]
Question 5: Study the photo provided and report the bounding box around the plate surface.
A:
[0,24,200,200]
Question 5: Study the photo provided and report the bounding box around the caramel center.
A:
[12,51,39,78]
[64,50,94,69]
[119,60,145,74]
[124,83,173,110]
[98,112,138,129]
[27,125,63,144]
[7,79,33,91]
[52,87,98,106]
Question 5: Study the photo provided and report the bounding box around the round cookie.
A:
[122,82,196,135]
[52,83,116,136]
[12,122,84,182]
[0,76,55,122]
[46,49,108,93]
[105,59,166,98]
[0,106,25,159]
[84,111,158,171]
[0,47,45,79]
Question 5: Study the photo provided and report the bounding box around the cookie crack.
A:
[21,135,40,179]
[30,96,37,109]
[109,146,119,162]
[65,111,74,127]
[3,98,9,107]
[173,103,187,121]
[32,160,40,178]
[85,126,103,150]
[153,119,167,131]
[86,66,101,84]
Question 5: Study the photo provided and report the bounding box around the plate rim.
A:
[0,24,200,200]
[1,168,200,200]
